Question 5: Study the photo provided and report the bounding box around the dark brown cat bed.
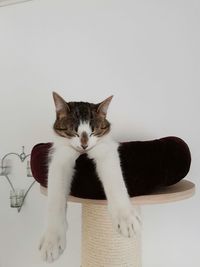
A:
[30,136,191,199]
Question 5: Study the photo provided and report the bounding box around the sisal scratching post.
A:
[40,180,195,266]
[81,203,142,267]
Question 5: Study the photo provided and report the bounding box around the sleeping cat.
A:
[39,92,141,263]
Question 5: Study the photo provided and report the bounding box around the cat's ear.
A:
[52,92,70,118]
[97,95,113,117]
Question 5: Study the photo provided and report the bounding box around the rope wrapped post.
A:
[40,180,195,266]
[81,203,142,267]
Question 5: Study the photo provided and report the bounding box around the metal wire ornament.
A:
[0,146,36,212]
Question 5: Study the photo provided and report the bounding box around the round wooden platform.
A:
[40,179,195,206]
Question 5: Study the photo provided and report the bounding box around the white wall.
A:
[0,0,199,266]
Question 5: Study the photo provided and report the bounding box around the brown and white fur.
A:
[39,92,141,263]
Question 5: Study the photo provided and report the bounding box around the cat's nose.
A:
[81,144,88,150]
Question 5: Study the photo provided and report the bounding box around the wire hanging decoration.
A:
[0,146,36,212]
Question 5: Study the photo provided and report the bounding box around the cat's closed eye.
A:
[55,127,67,131]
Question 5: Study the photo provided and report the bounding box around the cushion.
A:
[30,136,191,199]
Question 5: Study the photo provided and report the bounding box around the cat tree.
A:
[40,179,195,267]
[31,137,194,266]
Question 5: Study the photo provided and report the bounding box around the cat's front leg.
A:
[39,146,79,263]
[88,142,141,238]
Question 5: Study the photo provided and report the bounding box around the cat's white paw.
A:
[109,205,141,238]
[39,226,66,263]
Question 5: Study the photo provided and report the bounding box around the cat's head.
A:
[52,92,113,153]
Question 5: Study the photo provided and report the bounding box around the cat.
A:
[39,92,141,263]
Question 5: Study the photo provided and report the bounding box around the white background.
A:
[0,0,199,266]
